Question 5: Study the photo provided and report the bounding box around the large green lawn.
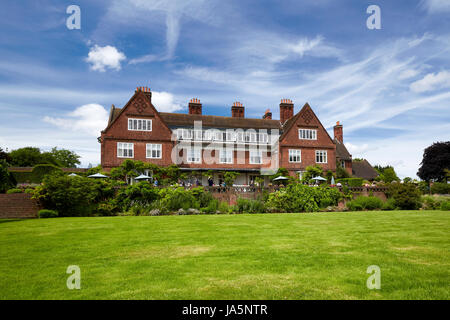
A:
[0,211,448,300]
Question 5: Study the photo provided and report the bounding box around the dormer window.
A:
[128,118,152,131]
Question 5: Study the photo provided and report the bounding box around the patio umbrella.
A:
[68,173,79,177]
[87,173,108,178]
[331,176,335,185]
[312,176,327,181]
[273,176,289,181]
[135,174,151,181]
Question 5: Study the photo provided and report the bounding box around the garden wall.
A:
[207,186,388,205]
[0,193,40,219]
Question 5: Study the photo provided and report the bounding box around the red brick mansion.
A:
[99,87,353,185]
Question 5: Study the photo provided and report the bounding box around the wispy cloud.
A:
[410,70,450,93]
[420,0,450,13]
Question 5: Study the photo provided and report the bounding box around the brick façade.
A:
[100,87,351,178]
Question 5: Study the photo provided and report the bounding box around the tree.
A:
[0,148,11,163]
[336,161,350,179]
[9,147,46,167]
[417,141,450,182]
[374,165,399,183]
[0,159,16,192]
[302,165,323,182]
[49,147,81,168]
[8,146,81,168]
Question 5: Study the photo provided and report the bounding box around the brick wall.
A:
[0,193,40,219]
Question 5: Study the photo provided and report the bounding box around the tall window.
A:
[219,149,233,164]
[117,142,134,158]
[128,118,152,131]
[315,150,327,163]
[298,129,317,140]
[289,149,301,163]
[187,148,201,163]
[250,150,262,164]
[146,144,162,159]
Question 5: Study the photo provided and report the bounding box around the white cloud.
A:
[421,0,450,13]
[85,45,126,72]
[345,142,370,155]
[43,104,109,137]
[152,91,183,112]
[410,70,450,93]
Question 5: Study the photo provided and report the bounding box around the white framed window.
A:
[203,130,213,141]
[225,131,236,142]
[315,150,327,163]
[187,148,201,163]
[249,150,263,164]
[182,129,192,140]
[236,131,244,143]
[289,149,301,163]
[258,133,268,144]
[128,118,152,131]
[213,130,222,141]
[245,132,257,143]
[194,130,203,141]
[219,149,233,164]
[117,142,134,158]
[298,129,317,140]
[341,160,345,168]
[146,144,162,159]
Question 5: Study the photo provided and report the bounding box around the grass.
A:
[0,211,449,300]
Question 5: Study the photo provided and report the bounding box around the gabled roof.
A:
[352,159,379,180]
[335,139,352,160]
[279,103,335,144]
[103,90,172,134]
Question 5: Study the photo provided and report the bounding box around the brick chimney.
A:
[136,86,151,101]
[263,109,272,120]
[334,121,343,143]
[188,98,202,115]
[231,101,245,118]
[279,99,293,123]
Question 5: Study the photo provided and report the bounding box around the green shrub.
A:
[346,201,363,211]
[33,174,108,216]
[387,183,422,210]
[441,201,450,211]
[201,198,219,214]
[431,182,450,195]
[191,187,214,208]
[236,198,265,213]
[421,195,446,210]
[24,188,34,194]
[336,178,364,187]
[346,196,383,211]
[382,198,396,211]
[6,188,22,194]
[266,183,341,213]
[116,182,159,211]
[158,187,198,213]
[38,209,58,218]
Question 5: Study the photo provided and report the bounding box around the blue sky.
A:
[0,0,449,178]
